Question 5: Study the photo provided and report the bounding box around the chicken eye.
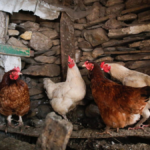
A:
[68,62,70,64]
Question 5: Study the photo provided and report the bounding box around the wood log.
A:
[60,0,75,81]
[108,23,150,38]
[1,125,150,139]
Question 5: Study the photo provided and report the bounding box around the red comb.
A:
[13,66,20,72]
[100,62,105,68]
[68,55,72,62]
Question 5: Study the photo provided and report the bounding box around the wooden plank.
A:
[0,11,7,44]
[60,0,75,80]
[0,125,150,139]
[0,44,31,57]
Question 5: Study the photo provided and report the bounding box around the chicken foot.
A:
[96,126,113,136]
[5,115,14,133]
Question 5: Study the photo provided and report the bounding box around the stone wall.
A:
[5,0,150,117]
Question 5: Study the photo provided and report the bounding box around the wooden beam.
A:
[60,0,75,81]
[0,44,33,57]
[0,125,150,139]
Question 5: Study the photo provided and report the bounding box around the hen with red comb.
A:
[43,55,86,119]
[0,67,30,132]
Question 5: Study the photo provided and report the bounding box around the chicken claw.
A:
[128,124,150,130]
[96,126,112,136]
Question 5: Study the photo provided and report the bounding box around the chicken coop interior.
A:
[1,0,150,150]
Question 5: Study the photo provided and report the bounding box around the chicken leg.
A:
[5,115,14,133]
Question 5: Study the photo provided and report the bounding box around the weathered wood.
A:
[121,5,150,15]
[0,11,7,44]
[35,112,73,150]
[84,15,110,28]
[0,125,150,139]
[104,50,150,55]
[60,0,75,80]
[0,44,32,57]
[108,23,150,38]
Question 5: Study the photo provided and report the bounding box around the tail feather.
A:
[141,86,150,101]
[43,78,55,99]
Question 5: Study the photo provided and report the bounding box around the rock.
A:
[30,118,45,128]
[8,23,17,30]
[52,39,60,46]
[138,10,150,22]
[0,136,35,150]
[78,40,93,51]
[95,56,114,62]
[30,94,45,100]
[29,32,52,51]
[104,47,116,51]
[75,30,81,37]
[80,54,94,61]
[106,4,125,15]
[104,18,126,29]
[34,56,57,63]
[106,0,123,7]
[84,28,109,47]
[78,61,85,68]
[108,23,150,38]
[125,60,150,69]
[84,0,99,5]
[35,112,73,150]
[115,54,150,61]
[37,105,52,119]
[42,50,56,57]
[40,22,60,31]
[92,47,104,58]
[8,30,19,36]
[38,28,59,39]
[118,13,137,21]
[21,39,29,45]
[85,104,100,117]
[52,45,61,55]
[11,12,36,22]
[74,24,85,30]
[75,50,82,63]
[54,57,61,65]
[29,88,43,96]
[22,64,60,77]
[86,2,101,22]
[7,37,27,48]
[19,21,40,31]
[75,18,87,24]
[125,0,150,9]
[21,57,40,65]
[136,67,150,76]
[20,31,32,40]
[67,106,86,122]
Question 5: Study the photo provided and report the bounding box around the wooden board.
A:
[0,44,33,57]
[60,0,75,81]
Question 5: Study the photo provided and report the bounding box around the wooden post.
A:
[0,11,7,44]
[60,0,75,81]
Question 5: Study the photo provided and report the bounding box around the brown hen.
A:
[0,67,30,131]
[83,61,150,134]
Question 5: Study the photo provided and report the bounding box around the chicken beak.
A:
[18,72,22,75]
[82,64,86,67]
